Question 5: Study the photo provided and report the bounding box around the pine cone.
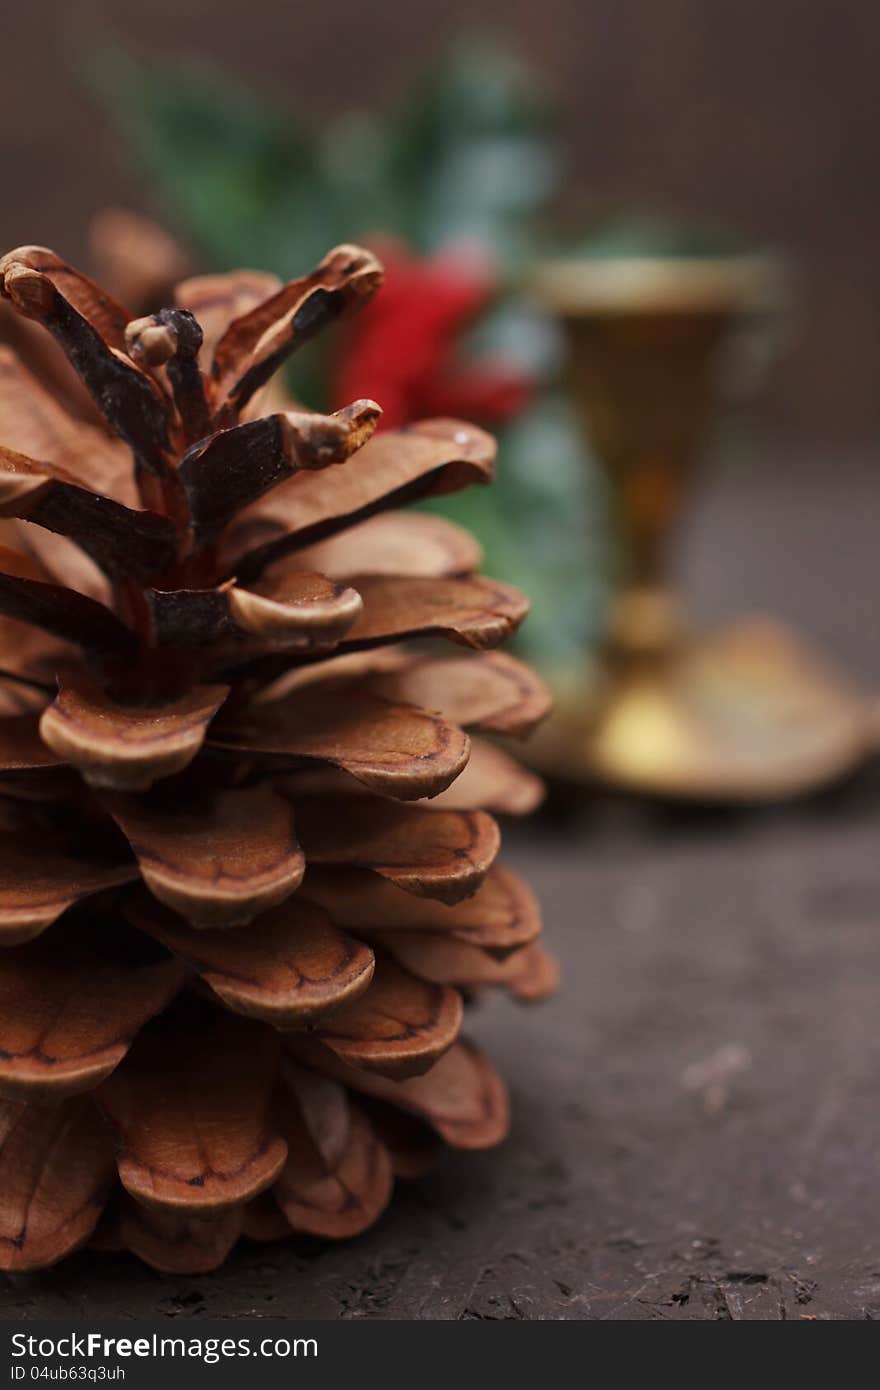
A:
[0,242,555,1274]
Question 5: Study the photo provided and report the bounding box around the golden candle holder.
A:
[526,253,874,800]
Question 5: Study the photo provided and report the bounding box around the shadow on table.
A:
[523,752,880,846]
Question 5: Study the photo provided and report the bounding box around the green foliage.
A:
[89,35,556,274]
[428,396,617,668]
[378,38,558,264]
[89,45,335,273]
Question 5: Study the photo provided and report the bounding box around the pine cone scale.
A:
[39,676,231,790]
[102,783,305,929]
[128,889,376,1028]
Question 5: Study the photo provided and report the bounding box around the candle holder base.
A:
[526,615,875,802]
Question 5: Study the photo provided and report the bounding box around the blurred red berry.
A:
[332,238,532,430]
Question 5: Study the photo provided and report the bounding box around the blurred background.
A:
[6,0,880,442]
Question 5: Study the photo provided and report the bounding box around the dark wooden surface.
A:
[3,447,879,1321]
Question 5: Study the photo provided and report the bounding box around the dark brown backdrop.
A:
[4,0,879,442]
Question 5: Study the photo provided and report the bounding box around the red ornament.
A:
[332,239,532,430]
